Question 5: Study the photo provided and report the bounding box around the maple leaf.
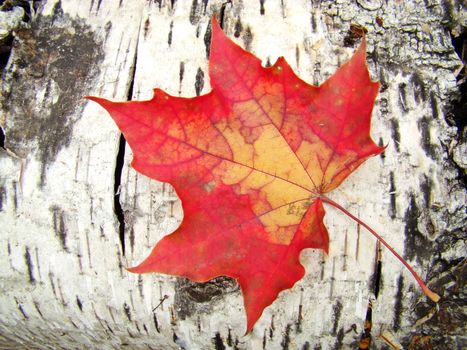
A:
[87,18,439,332]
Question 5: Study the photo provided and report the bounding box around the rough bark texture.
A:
[0,0,465,349]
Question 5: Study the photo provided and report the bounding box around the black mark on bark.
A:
[390,118,401,152]
[302,342,311,350]
[0,127,5,149]
[204,21,212,59]
[153,313,160,333]
[227,328,233,346]
[389,171,397,219]
[398,83,409,112]
[195,68,205,96]
[281,324,291,350]
[0,185,5,212]
[418,116,436,159]
[25,247,35,284]
[411,72,427,103]
[76,296,83,311]
[269,315,275,339]
[310,12,317,32]
[404,195,432,263]
[168,20,173,46]
[393,275,404,331]
[421,174,433,208]
[33,301,44,319]
[331,300,343,336]
[260,0,266,15]
[430,91,440,119]
[179,61,185,95]
[243,27,253,52]
[234,18,242,38]
[296,302,303,333]
[123,302,132,321]
[16,300,28,319]
[51,206,68,252]
[213,332,226,350]
[144,18,150,39]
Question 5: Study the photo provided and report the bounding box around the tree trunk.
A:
[0,0,464,349]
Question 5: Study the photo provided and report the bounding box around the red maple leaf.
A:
[87,18,439,332]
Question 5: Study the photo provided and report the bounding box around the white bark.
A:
[0,0,464,349]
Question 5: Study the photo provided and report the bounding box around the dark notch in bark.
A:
[392,275,404,331]
[269,314,275,339]
[227,328,233,347]
[16,299,28,319]
[204,20,212,58]
[0,185,4,212]
[418,116,436,159]
[179,61,185,95]
[168,20,174,46]
[398,83,409,112]
[153,313,160,333]
[144,18,150,39]
[243,27,253,52]
[259,0,266,15]
[295,301,303,333]
[302,342,311,350]
[358,242,382,348]
[195,68,205,96]
[404,194,431,263]
[25,247,35,284]
[0,127,5,149]
[280,324,291,350]
[51,206,68,252]
[372,244,383,299]
[378,137,385,162]
[33,301,44,319]
[218,0,232,30]
[310,12,318,32]
[123,302,132,321]
[389,171,397,219]
[76,296,83,311]
[331,300,343,336]
[390,118,401,153]
[421,174,433,208]
[234,18,242,38]
[411,72,427,104]
[213,332,226,350]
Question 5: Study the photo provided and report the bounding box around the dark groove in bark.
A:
[24,246,35,284]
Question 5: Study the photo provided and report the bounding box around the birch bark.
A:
[0,1,464,349]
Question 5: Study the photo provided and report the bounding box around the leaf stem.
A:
[320,195,440,303]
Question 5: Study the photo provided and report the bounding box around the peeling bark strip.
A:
[0,0,464,349]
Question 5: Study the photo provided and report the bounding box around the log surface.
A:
[0,0,465,349]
